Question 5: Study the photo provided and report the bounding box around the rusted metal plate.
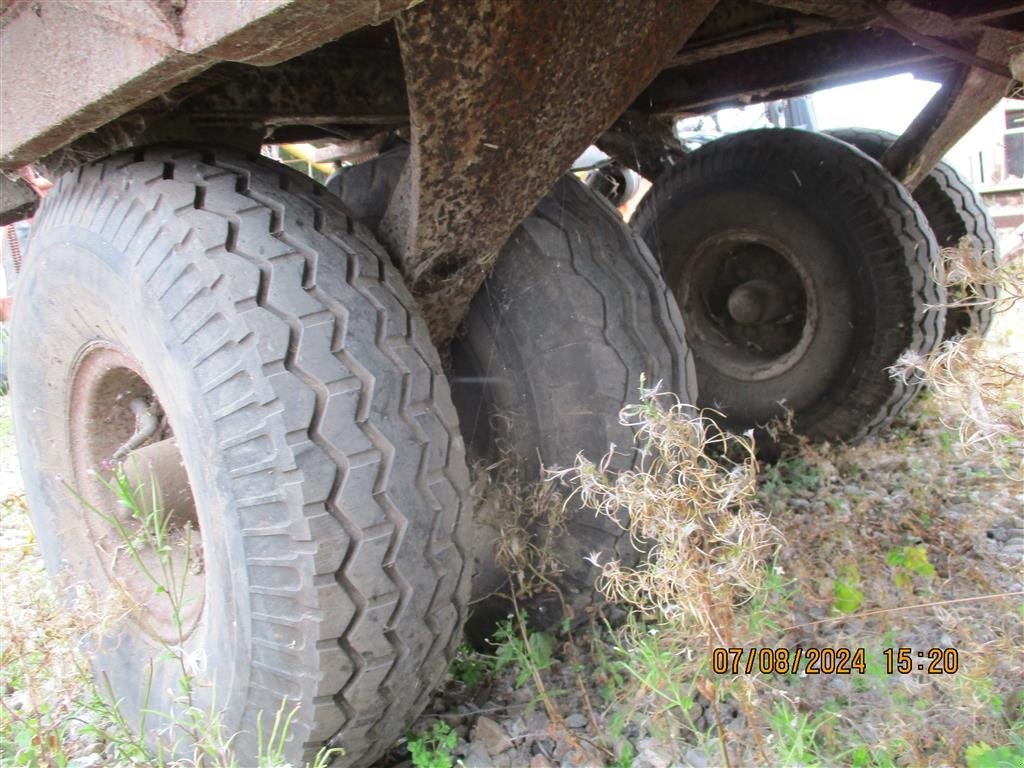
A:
[0,0,410,169]
[381,0,721,342]
[596,112,688,181]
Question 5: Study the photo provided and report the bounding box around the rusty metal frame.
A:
[377,0,722,341]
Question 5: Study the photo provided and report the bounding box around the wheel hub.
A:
[726,278,788,325]
[682,232,817,381]
[69,344,204,644]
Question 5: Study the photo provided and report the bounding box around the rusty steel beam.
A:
[959,6,1024,26]
[379,0,721,342]
[760,0,1024,44]
[882,36,1014,190]
[0,0,410,169]
[637,29,937,115]
[668,16,843,68]
[754,0,866,20]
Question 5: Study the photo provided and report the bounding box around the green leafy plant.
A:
[833,564,865,614]
[491,618,554,689]
[886,545,936,589]
[611,619,697,724]
[1,702,71,768]
[767,700,833,765]
[448,644,492,687]
[407,721,458,768]
[965,741,1024,768]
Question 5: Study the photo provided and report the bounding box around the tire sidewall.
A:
[11,227,251,743]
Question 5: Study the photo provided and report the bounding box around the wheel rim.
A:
[679,230,817,382]
[68,343,205,644]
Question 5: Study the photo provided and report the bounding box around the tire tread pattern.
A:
[459,177,696,602]
[827,127,1000,337]
[31,147,471,767]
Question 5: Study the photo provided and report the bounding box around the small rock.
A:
[789,498,811,512]
[525,709,550,735]
[827,675,853,696]
[506,716,527,739]
[635,737,674,768]
[462,740,492,767]
[531,755,554,768]
[564,712,587,729]
[988,526,1010,542]
[683,747,711,768]
[1001,543,1024,559]
[816,577,835,599]
[531,737,556,758]
[552,735,573,762]
[473,715,514,755]
[512,685,535,702]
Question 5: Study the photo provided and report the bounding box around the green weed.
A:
[448,644,492,687]
[407,721,458,768]
[886,544,936,590]
[766,700,834,765]
[54,467,340,767]
[965,740,1024,768]
[490,618,554,690]
[832,564,865,614]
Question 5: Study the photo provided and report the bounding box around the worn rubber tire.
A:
[10,146,471,767]
[325,143,410,234]
[450,176,697,630]
[634,128,945,443]
[828,127,1000,337]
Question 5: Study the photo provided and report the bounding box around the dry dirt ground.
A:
[1,341,1021,766]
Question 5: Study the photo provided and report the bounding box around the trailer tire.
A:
[827,127,999,337]
[633,128,945,443]
[325,143,410,233]
[450,176,696,631]
[10,147,471,767]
